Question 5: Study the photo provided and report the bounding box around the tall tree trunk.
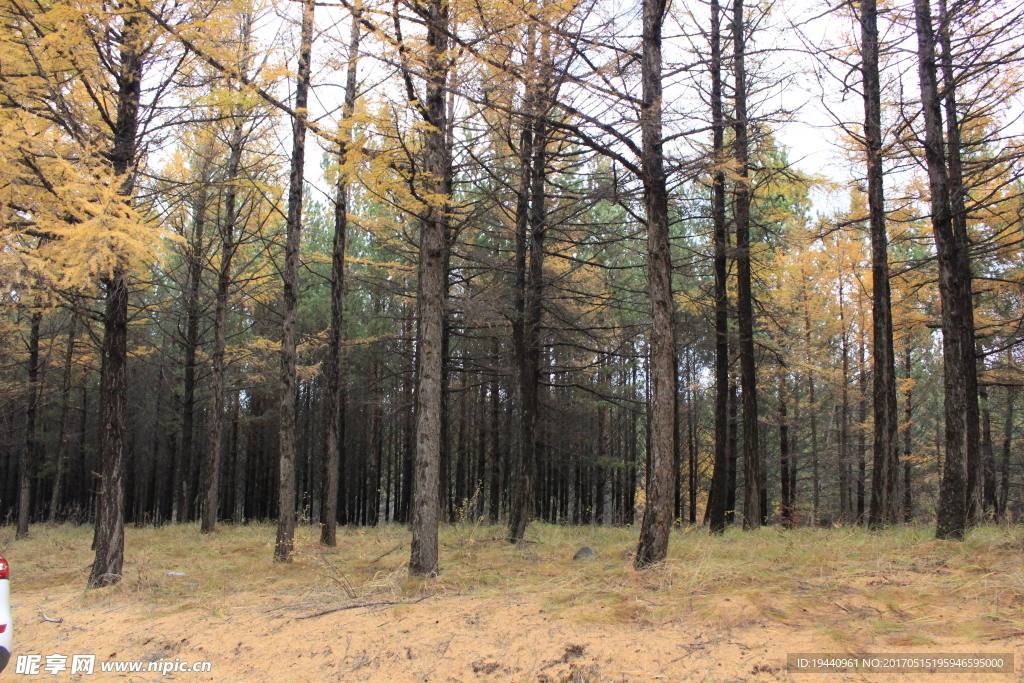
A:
[408,0,451,576]
[508,34,542,542]
[706,0,729,534]
[202,18,252,533]
[90,12,142,587]
[634,0,676,567]
[839,281,850,522]
[860,0,900,528]
[510,115,547,542]
[321,7,360,546]
[732,0,760,531]
[938,0,981,525]
[17,310,42,539]
[274,0,314,562]
[914,0,971,541]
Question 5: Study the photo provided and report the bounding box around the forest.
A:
[1,0,1023,588]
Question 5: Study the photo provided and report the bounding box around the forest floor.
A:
[3,521,1024,682]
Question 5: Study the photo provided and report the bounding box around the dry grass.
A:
[3,520,1024,645]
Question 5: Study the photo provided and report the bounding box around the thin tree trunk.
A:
[202,17,252,533]
[510,114,547,542]
[233,393,247,523]
[903,339,914,522]
[274,0,314,562]
[687,349,697,524]
[726,381,738,524]
[780,373,791,528]
[176,174,208,524]
[839,281,850,522]
[507,33,544,542]
[706,0,728,535]
[17,310,42,539]
[321,7,360,546]
[857,324,867,524]
[732,0,760,531]
[999,379,1013,520]
[49,312,77,522]
[804,294,819,525]
[980,375,996,516]
[489,335,501,522]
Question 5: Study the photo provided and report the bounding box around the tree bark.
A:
[706,0,729,535]
[860,0,900,529]
[634,0,676,567]
[90,275,129,586]
[409,0,450,576]
[938,0,981,525]
[732,0,760,531]
[914,0,971,541]
[274,0,314,562]
[508,83,537,543]
[509,115,547,543]
[90,10,142,587]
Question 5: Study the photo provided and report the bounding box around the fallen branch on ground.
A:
[370,544,403,563]
[295,595,431,620]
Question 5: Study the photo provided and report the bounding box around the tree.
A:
[201,10,256,534]
[732,0,760,530]
[705,0,730,535]
[17,309,42,539]
[275,0,315,562]
[859,0,900,528]
[320,4,362,547]
[914,0,975,541]
[634,0,676,567]
[407,0,453,577]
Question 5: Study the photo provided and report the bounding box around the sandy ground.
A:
[13,583,1024,682]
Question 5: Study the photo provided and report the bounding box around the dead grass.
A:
[3,520,1024,642]
[3,522,1024,682]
